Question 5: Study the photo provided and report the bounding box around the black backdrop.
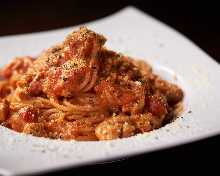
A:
[1,0,220,60]
[0,0,220,175]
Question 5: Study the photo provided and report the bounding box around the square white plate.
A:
[0,6,220,176]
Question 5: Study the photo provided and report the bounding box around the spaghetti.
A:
[0,27,184,141]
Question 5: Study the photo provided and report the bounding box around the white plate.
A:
[0,6,220,176]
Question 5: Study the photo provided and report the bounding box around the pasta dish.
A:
[0,27,183,141]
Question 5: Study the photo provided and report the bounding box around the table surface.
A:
[0,0,220,174]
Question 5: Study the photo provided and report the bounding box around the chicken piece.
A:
[0,57,34,79]
[98,49,142,81]
[95,75,147,114]
[95,115,136,140]
[17,27,106,98]
[64,27,106,59]
[23,123,48,137]
[154,77,184,105]
[132,112,163,130]
[95,113,160,140]
[148,94,168,117]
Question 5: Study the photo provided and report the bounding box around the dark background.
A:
[0,0,220,175]
[1,0,220,60]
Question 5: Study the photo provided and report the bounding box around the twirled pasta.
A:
[0,27,184,141]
